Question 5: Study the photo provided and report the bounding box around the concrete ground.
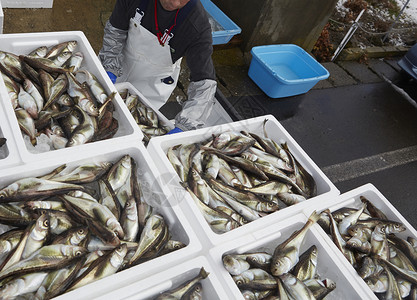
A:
[2,2,417,228]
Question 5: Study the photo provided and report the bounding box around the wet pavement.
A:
[2,2,417,228]
[216,57,417,229]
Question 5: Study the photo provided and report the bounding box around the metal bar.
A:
[331,9,365,62]
[382,0,411,43]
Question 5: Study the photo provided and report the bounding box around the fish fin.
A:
[262,118,269,138]
[308,210,320,224]
[199,267,209,279]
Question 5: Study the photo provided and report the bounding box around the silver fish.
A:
[28,46,48,58]
[155,267,209,300]
[358,257,383,279]
[120,195,139,242]
[184,185,239,234]
[371,224,390,260]
[215,190,261,222]
[61,193,124,239]
[223,254,251,276]
[380,259,402,300]
[217,157,241,187]
[67,51,84,73]
[45,41,77,59]
[365,273,389,293]
[167,147,187,182]
[23,79,44,113]
[271,211,320,276]
[181,282,203,300]
[0,203,34,228]
[379,258,417,285]
[0,177,83,202]
[0,272,48,299]
[0,229,24,259]
[75,69,108,104]
[338,203,367,235]
[324,209,356,266]
[51,226,89,246]
[128,214,166,265]
[39,209,78,235]
[21,214,50,259]
[230,165,252,188]
[67,243,127,292]
[18,88,38,119]
[233,268,276,291]
[292,245,318,281]
[388,235,417,268]
[50,161,112,184]
[43,73,68,110]
[66,72,99,117]
[45,127,68,150]
[279,272,315,300]
[241,289,273,300]
[66,105,97,147]
[106,155,132,192]
[208,178,278,213]
[34,258,85,300]
[22,55,68,74]
[15,108,36,143]
[52,51,72,67]
[0,244,87,281]
[98,179,121,220]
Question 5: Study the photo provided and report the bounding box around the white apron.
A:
[118,10,182,110]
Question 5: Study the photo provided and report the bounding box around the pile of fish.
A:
[222,211,336,299]
[0,40,118,152]
[318,196,417,299]
[167,125,317,233]
[153,267,208,299]
[0,155,185,299]
[118,88,170,146]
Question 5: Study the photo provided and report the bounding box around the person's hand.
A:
[106,71,117,84]
[167,127,183,134]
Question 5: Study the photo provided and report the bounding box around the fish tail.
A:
[307,210,320,224]
[199,267,209,279]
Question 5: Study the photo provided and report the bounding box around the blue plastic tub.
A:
[200,0,241,45]
[248,44,330,98]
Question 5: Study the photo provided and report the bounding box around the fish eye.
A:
[75,250,83,256]
[235,280,243,286]
[78,228,85,234]
[43,220,49,227]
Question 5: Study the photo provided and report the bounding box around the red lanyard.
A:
[154,0,180,46]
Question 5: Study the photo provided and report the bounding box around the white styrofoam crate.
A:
[114,82,175,138]
[0,31,143,164]
[0,141,202,299]
[1,0,53,8]
[209,213,371,299]
[0,94,22,169]
[147,115,340,246]
[91,256,229,300]
[303,183,417,299]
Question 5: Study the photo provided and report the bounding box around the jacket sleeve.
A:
[174,79,217,130]
[98,20,128,77]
